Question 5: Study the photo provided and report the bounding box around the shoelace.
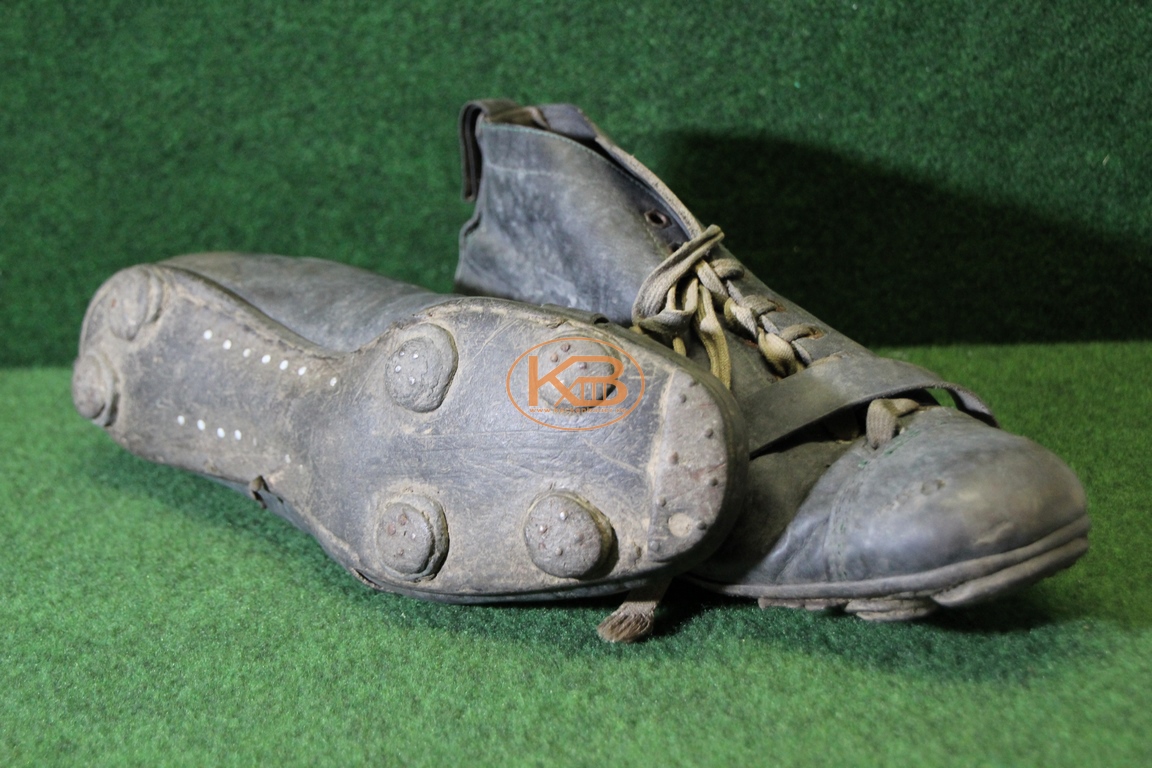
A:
[604,224,922,642]
[631,224,917,449]
[866,397,921,448]
[631,225,821,388]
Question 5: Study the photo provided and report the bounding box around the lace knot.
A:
[631,224,818,388]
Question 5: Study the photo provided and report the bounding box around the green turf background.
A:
[2,2,1149,765]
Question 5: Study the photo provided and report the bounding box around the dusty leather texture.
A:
[73,257,748,603]
[694,407,1088,589]
[457,100,1089,608]
[456,104,997,448]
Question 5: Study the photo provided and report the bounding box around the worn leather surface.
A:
[456,103,997,449]
[457,101,1088,595]
[694,407,1087,589]
[74,257,748,602]
[164,253,447,351]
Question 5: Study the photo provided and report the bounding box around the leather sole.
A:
[74,263,746,602]
[688,515,1090,620]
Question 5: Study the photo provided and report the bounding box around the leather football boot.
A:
[73,254,746,640]
[456,99,1089,620]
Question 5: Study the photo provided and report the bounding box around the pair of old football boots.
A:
[73,100,1089,641]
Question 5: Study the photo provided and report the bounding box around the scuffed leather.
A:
[457,100,1089,593]
[694,407,1087,586]
[456,114,997,453]
[164,253,445,351]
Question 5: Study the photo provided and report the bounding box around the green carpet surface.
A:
[3,345,1150,766]
[2,1,1150,765]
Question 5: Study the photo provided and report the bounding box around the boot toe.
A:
[816,408,1087,583]
[701,407,1088,604]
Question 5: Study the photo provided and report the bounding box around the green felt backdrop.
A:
[1,2,1149,765]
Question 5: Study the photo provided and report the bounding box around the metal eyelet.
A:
[644,209,671,228]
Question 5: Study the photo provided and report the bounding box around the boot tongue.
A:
[460,99,548,200]
[537,103,600,141]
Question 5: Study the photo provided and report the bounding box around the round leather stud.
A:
[107,267,163,341]
[384,324,458,412]
[72,351,118,426]
[373,494,449,582]
[523,493,614,579]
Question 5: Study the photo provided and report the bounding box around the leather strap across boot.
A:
[457,99,1090,620]
[73,255,746,640]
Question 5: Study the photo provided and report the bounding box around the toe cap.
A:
[820,408,1085,581]
[722,407,1087,589]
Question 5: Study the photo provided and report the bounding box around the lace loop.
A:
[741,294,779,316]
[707,258,745,280]
[779,324,818,343]
[631,227,725,325]
[723,297,760,338]
[632,224,818,387]
[695,283,731,386]
[866,398,921,448]
[632,224,927,445]
[757,330,801,377]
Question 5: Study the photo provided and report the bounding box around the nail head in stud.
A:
[384,324,458,412]
[523,493,614,579]
[373,494,449,582]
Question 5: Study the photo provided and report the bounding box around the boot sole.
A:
[687,515,1090,620]
[74,263,746,602]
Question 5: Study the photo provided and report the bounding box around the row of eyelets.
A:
[200,328,338,387]
[175,413,243,441]
[178,330,338,464]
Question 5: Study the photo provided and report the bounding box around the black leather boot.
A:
[73,254,746,639]
[457,100,1088,620]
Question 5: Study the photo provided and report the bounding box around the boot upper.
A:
[457,99,1089,595]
